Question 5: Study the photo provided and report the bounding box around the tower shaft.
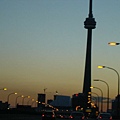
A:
[83,0,96,109]
[83,29,92,94]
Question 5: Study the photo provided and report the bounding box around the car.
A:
[97,112,112,120]
[69,111,85,120]
[62,114,70,119]
[42,110,56,120]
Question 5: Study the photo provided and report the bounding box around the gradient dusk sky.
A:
[0,0,120,107]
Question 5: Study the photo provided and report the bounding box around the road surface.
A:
[0,114,119,120]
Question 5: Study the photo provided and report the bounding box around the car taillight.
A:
[82,116,85,120]
[69,115,73,119]
[110,116,112,120]
[99,116,102,119]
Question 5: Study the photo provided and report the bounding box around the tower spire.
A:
[84,0,96,29]
[89,0,93,18]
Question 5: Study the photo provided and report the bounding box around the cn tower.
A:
[83,0,96,109]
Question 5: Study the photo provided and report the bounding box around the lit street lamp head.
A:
[3,88,7,91]
[108,42,120,46]
[28,96,30,98]
[0,88,7,91]
[90,86,94,89]
[97,65,105,69]
[93,79,99,81]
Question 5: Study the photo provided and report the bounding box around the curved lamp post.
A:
[22,96,30,105]
[27,98,34,105]
[90,86,103,112]
[15,95,24,107]
[7,92,17,104]
[0,88,7,91]
[89,92,100,111]
[31,100,36,106]
[98,65,120,114]
[91,97,97,107]
[108,42,120,116]
[94,79,109,111]
[31,100,39,107]
[108,42,120,46]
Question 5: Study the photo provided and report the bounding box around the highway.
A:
[0,114,93,120]
[0,114,119,120]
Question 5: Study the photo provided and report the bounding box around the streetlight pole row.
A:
[94,79,109,112]
[15,95,24,107]
[90,92,100,110]
[90,86,103,112]
[98,65,120,116]
[22,96,30,105]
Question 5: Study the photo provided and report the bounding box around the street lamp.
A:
[0,88,7,91]
[27,98,34,105]
[22,96,30,105]
[15,95,24,107]
[89,92,100,111]
[31,100,39,107]
[90,86,103,112]
[7,92,17,104]
[98,65,120,114]
[91,97,97,107]
[108,42,120,46]
[94,79,109,112]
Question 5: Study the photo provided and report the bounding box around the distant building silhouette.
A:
[37,93,46,109]
[112,95,120,117]
[50,95,71,111]
[0,101,9,110]
[47,99,53,104]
